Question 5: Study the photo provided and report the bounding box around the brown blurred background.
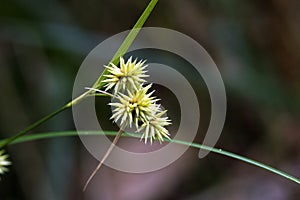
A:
[0,0,300,199]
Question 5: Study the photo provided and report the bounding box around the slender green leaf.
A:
[2,130,299,185]
[0,0,159,148]
[94,0,159,89]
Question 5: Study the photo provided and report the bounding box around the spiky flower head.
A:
[0,150,11,176]
[102,57,148,94]
[138,109,171,144]
[109,84,158,128]
[89,57,171,144]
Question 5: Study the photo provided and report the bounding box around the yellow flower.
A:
[109,84,158,128]
[90,57,172,144]
[0,150,11,176]
[138,109,171,144]
[102,57,148,94]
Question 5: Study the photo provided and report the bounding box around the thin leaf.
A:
[0,0,159,148]
[93,0,159,89]
[1,130,299,185]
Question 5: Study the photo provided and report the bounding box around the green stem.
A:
[0,0,159,148]
[0,91,90,149]
[170,139,300,185]
[1,130,299,185]
[93,0,159,89]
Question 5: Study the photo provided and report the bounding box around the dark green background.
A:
[0,0,299,199]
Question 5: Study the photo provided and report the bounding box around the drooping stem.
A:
[83,126,125,191]
[170,139,300,184]
[1,130,300,185]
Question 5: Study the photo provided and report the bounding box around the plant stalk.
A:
[0,91,90,148]
[83,127,125,191]
[0,0,159,148]
[2,130,299,185]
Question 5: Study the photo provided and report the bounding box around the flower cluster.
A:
[101,57,171,143]
[102,57,148,94]
[0,150,11,176]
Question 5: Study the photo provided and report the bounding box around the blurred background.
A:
[0,0,300,199]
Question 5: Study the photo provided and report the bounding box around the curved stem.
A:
[2,130,299,185]
[170,139,300,184]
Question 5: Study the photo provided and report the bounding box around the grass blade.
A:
[93,0,159,89]
[2,130,299,185]
[0,0,159,148]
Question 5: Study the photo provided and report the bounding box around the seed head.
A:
[109,84,158,128]
[0,150,11,176]
[102,57,148,94]
[138,109,171,144]
[92,57,172,144]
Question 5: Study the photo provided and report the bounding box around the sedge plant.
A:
[0,0,299,194]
